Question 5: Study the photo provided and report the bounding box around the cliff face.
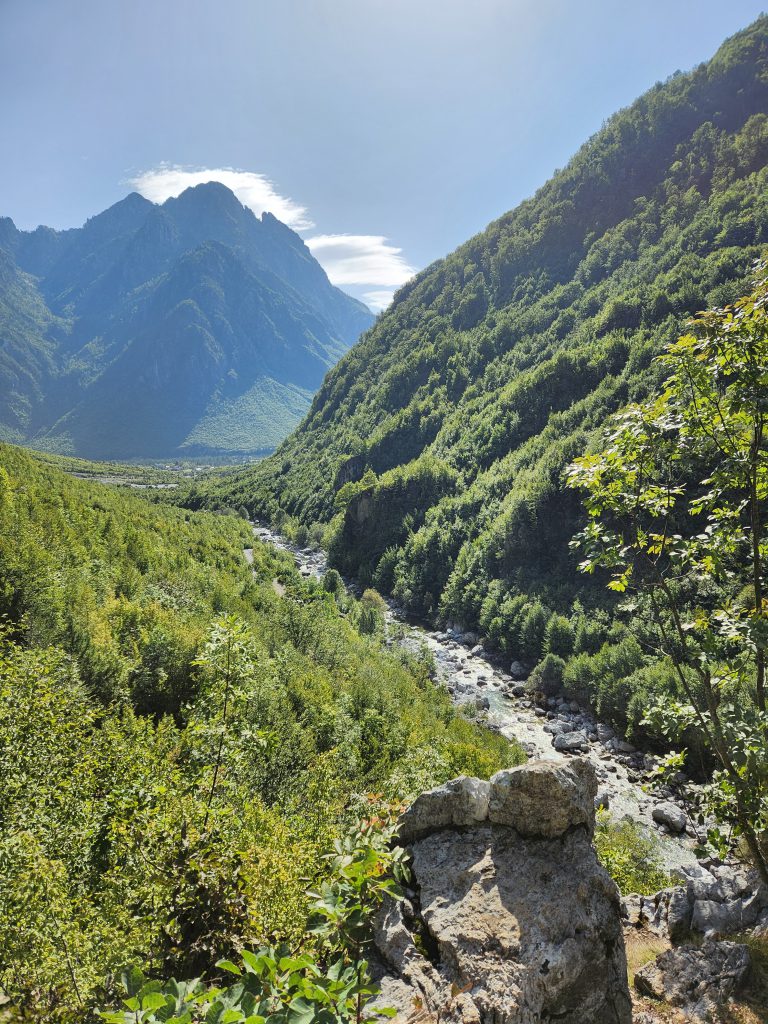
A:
[375,760,632,1023]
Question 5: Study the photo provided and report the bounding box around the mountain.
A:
[0,183,373,459]
[211,17,768,624]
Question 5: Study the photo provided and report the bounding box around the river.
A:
[248,523,702,872]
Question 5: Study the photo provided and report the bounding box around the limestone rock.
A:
[667,886,693,941]
[595,723,615,742]
[595,790,611,811]
[488,759,597,838]
[635,940,750,1021]
[640,862,768,942]
[377,761,631,1023]
[691,899,733,939]
[398,776,490,844]
[652,801,687,833]
[554,729,589,752]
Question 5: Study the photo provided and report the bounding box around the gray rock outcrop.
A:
[622,860,768,941]
[553,729,589,752]
[375,759,632,1023]
[651,801,687,833]
[634,940,750,1021]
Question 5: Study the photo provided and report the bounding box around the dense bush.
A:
[0,446,521,1022]
[594,811,671,896]
[527,652,565,696]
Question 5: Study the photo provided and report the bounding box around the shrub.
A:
[594,811,671,895]
[528,652,565,696]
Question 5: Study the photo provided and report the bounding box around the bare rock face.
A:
[374,759,632,1023]
[634,940,750,1021]
[398,776,491,844]
[488,760,597,838]
[625,861,768,941]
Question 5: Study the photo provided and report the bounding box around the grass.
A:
[625,927,671,988]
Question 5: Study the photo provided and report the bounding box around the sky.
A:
[1,1,766,310]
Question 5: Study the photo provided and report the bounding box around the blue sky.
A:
[1,0,765,309]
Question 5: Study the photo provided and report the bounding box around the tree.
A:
[518,601,549,661]
[528,652,565,697]
[545,613,575,658]
[357,589,387,637]
[323,569,344,598]
[567,262,768,883]
[193,615,258,830]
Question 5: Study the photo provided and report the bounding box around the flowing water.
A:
[248,523,702,872]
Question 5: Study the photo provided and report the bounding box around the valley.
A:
[251,521,702,873]
[3,8,768,1023]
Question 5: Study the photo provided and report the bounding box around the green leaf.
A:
[287,996,320,1024]
[141,993,168,1012]
[217,960,242,976]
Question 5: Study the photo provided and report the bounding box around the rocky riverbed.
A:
[250,523,768,1021]
[250,524,701,872]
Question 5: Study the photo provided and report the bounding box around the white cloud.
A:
[127,166,418,310]
[363,290,396,312]
[128,164,314,231]
[305,234,415,291]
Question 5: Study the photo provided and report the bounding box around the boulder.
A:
[635,941,750,1021]
[595,790,611,811]
[691,899,737,939]
[488,759,597,838]
[377,761,631,1022]
[509,660,527,679]
[554,729,589,752]
[543,721,567,736]
[398,776,490,843]
[666,886,693,941]
[595,723,615,742]
[652,801,687,833]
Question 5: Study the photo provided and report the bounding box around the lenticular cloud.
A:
[306,234,414,286]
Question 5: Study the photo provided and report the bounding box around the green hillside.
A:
[0,441,514,1020]
[206,17,768,638]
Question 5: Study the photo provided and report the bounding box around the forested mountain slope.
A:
[0,184,372,459]
[0,441,513,1019]
[211,17,768,631]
